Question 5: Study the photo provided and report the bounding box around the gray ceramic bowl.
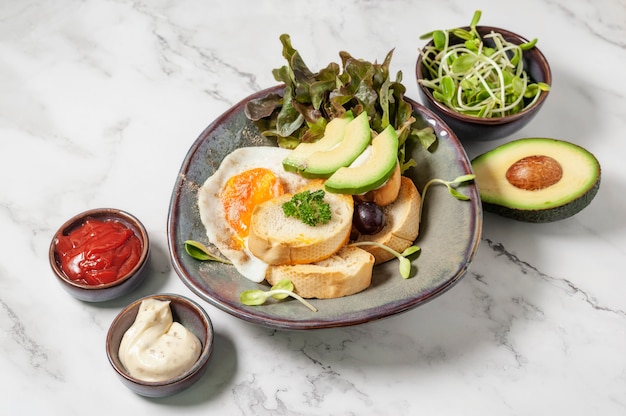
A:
[416,25,552,142]
[49,208,150,302]
[105,294,214,397]
[167,85,482,330]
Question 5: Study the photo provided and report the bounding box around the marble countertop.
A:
[2,0,625,414]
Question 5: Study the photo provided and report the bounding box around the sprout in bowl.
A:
[416,10,552,141]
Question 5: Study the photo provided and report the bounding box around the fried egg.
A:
[198,146,311,282]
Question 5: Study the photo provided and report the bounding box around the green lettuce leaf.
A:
[244,34,438,171]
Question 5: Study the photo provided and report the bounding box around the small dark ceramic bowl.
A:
[49,208,150,302]
[416,25,552,142]
[106,294,214,397]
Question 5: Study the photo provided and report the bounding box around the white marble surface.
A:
[1,0,625,414]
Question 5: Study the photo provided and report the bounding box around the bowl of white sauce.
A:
[106,294,214,397]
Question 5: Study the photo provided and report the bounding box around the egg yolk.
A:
[221,168,285,247]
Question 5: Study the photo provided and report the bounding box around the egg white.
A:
[197,146,311,282]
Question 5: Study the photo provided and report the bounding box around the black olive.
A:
[353,202,385,234]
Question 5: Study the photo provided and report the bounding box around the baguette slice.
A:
[352,176,421,264]
[248,180,353,265]
[266,246,375,299]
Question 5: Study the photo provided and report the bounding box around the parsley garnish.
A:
[282,189,332,226]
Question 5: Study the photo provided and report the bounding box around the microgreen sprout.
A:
[350,174,474,280]
[184,240,232,264]
[350,241,421,279]
[240,279,318,312]
[423,173,476,200]
[418,10,550,118]
[419,174,476,219]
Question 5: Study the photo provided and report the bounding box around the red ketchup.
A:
[55,218,142,285]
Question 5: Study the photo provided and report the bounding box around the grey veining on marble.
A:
[1,0,625,414]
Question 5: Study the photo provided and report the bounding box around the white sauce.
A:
[118,299,201,382]
[348,144,372,168]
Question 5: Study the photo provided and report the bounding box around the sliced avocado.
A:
[324,124,399,195]
[282,111,354,173]
[301,111,371,178]
[471,138,601,223]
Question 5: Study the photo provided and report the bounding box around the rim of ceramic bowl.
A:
[49,208,150,290]
[415,25,552,125]
[105,293,213,387]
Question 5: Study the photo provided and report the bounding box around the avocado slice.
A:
[282,111,354,173]
[324,124,399,195]
[300,111,371,178]
[471,138,601,223]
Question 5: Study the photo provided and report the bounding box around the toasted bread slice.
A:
[266,246,375,299]
[248,180,353,265]
[352,176,421,264]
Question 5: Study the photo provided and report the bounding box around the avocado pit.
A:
[506,155,563,191]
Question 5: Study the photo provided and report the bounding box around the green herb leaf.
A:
[282,189,332,226]
[419,174,476,226]
[470,10,482,30]
[350,241,420,279]
[401,246,421,257]
[439,76,456,102]
[538,82,551,92]
[450,28,474,41]
[450,53,478,73]
[239,290,269,306]
[184,240,232,264]
[464,39,479,52]
[276,85,305,137]
[449,187,471,201]
[239,279,318,312]
[244,92,283,121]
[270,279,294,300]
[433,30,447,50]
[453,173,477,183]
[411,127,437,151]
[399,257,412,279]
[520,38,538,51]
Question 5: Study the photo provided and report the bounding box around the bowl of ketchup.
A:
[49,208,150,302]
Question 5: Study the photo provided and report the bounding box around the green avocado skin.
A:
[472,137,601,223]
[482,178,600,223]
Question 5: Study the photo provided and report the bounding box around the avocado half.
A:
[471,138,601,223]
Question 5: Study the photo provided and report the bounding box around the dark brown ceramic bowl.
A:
[49,208,150,302]
[416,25,552,142]
[106,294,214,397]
